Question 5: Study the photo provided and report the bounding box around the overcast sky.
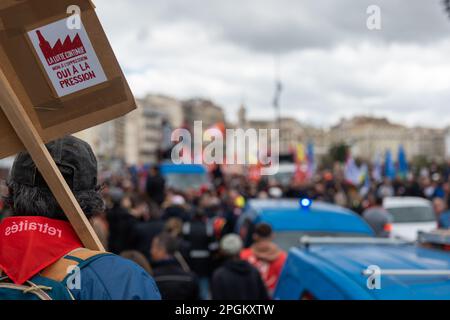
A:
[95,0,450,128]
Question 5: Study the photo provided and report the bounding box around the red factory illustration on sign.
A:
[28,18,107,97]
[36,30,86,66]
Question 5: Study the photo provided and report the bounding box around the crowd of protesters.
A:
[281,161,450,229]
[1,154,450,300]
[85,163,287,300]
[87,159,450,299]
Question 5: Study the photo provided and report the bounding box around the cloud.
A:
[97,0,450,53]
[94,0,450,128]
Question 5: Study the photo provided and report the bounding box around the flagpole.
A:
[273,55,282,131]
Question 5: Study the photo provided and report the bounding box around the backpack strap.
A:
[40,248,108,282]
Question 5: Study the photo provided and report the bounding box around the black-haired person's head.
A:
[150,165,160,176]
[4,136,104,221]
[375,194,384,207]
[151,232,179,262]
[253,223,274,242]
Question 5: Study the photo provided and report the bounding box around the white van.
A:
[383,197,437,241]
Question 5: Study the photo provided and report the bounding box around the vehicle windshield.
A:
[274,231,372,251]
[386,206,435,223]
[165,173,209,192]
[272,172,294,186]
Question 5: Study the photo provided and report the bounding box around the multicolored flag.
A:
[372,152,383,183]
[345,152,366,186]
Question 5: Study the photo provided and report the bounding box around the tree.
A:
[328,143,349,164]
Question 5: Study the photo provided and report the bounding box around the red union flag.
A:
[28,18,107,97]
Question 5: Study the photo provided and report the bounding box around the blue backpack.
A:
[0,249,108,300]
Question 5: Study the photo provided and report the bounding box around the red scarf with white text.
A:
[0,216,83,285]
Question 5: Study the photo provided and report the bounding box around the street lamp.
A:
[273,56,283,130]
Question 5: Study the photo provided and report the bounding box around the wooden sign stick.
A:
[0,67,104,251]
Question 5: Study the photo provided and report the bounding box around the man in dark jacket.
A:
[211,234,269,300]
[132,217,165,260]
[146,165,166,207]
[106,188,138,254]
[151,232,199,300]
[183,210,218,300]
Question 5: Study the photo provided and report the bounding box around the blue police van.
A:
[238,199,450,300]
[237,199,374,250]
[274,236,450,300]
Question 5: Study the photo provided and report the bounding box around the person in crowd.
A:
[444,160,450,182]
[160,119,175,160]
[362,194,392,238]
[439,197,450,229]
[334,187,348,208]
[377,178,395,199]
[221,189,245,235]
[130,205,165,260]
[90,211,109,250]
[146,165,166,207]
[433,197,448,228]
[432,178,446,199]
[151,233,199,300]
[0,136,160,300]
[162,194,191,222]
[106,187,133,254]
[198,191,222,219]
[347,185,364,215]
[240,223,287,295]
[182,209,218,300]
[0,182,12,222]
[423,177,436,199]
[106,192,149,254]
[165,218,191,260]
[211,234,269,300]
[405,175,424,198]
[212,165,225,188]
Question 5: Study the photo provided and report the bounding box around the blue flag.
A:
[398,145,409,179]
[385,150,396,180]
[307,142,315,178]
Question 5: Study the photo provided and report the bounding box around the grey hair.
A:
[4,181,105,221]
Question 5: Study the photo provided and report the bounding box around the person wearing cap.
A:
[162,193,190,222]
[211,234,269,300]
[0,136,161,300]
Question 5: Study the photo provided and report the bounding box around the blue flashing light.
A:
[300,198,313,209]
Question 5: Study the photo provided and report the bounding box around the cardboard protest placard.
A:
[0,0,137,250]
[0,0,136,159]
